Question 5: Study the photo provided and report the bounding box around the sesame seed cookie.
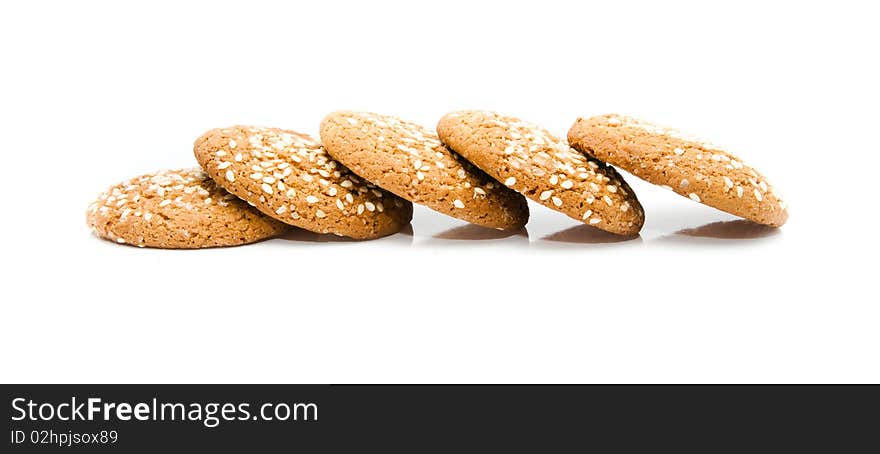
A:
[437,110,644,235]
[86,168,288,248]
[319,111,529,230]
[567,114,788,227]
[194,126,413,239]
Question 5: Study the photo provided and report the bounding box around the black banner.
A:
[3,385,878,452]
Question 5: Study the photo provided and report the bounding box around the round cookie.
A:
[86,168,289,248]
[320,111,529,230]
[437,110,644,235]
[194,126,413,240]
[567,114,788,227]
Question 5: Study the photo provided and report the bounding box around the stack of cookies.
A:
[87,111,787,248]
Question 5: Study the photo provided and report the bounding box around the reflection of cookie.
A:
[320,111,529,230]
[194,126,413,240]
[568,114,788,227]
[86,169,288,248]
[437,110,644,235]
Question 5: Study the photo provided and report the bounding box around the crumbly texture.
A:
[567,114,788,227]
[320,111,529,230]
[194,126,413,240]
[86,168,288,248]
[437,111,645,235]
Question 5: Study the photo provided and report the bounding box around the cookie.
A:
[86,168,288,248]
[567,114,788,227]
[194,126,412,239]
[437,110,644,235]
[320,111,529,230]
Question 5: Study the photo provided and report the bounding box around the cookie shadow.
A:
[654,219,781,245]
[433,224,528,241]
[540,224,642,245]
[276,224,414,244]
[676,219,780,239]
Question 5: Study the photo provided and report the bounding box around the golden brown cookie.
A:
[194,126,413,239]
[320,111,529,230]
[86,168,288,248]
[437,110,644,235]
[567,114,788,227]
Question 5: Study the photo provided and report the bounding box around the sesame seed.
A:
[549,175,559,185]
[754,188,763,201]
[225,170,235,182]
[561,180,574,189]
[336,199,345,210]
[673,147,685,156]
[416,171,425,181]
[365,202,376,212]
[159,199,171,207]
[607,185,617,193]
[276,205,287,215]
[204,197,212,204]
[357,204,365,215]
[540,190,553,200]
[302,174,313,182]
[261,183,273,194]
[504,177,516,187]
[216,150,227,157]
[346,118,358,126]
[724,177,734,189]
[453,199,465,209]
[474,187,486,196]
[217,161,231,170]
[603,195,613,206]
[262,176,275,184]
[315,209,326,218]
[620,202,630,212]
[457,169,466,179]
[340,180,353,188]
[306,195,319,204]
[736,186,744,198]
[582,210,592,220]
[228,139,237,149]
[116,238,126,244]
[607,117,621,126]
[345,193,354,203]
[552,196,563,207]
[689,193,701,202]
[234,153,243,162]
[250,173,262,180]
[589,218,601,224]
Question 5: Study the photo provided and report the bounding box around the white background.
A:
[1,1,877,383]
